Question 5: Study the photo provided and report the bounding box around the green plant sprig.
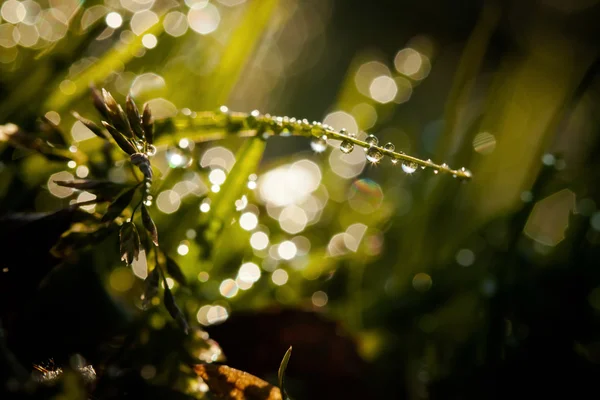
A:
[166,107,473,181]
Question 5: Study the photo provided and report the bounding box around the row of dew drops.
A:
[311,130,421,173]
[169,107,471,180]
[307,120,471,179]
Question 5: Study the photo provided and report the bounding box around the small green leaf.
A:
[163,285,189,334]
[119,222,140,265]
[141,205,158,246]
[102,186,137,222]
[142,266,160,309]
[44,20,165,113]
[165,256,186,286]
[278,346,292,399]
[101,121,136,155]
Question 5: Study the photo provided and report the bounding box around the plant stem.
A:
[159,110,473,180]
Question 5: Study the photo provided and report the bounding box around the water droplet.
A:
[310,136,327,153]
[144,199,153,206]
[441,163,448,170]
[458,168,472,182]
[383,142,395,152]
[166,147,193,168]
[391,159,399,165]
[433,169,439,174]
[136,142,144,151]
[146,144,157,157]
[366,147,383,164]
[340,140,354,154]
[339,128,347,136]
[401,161,418,174]
[365,134,378,147]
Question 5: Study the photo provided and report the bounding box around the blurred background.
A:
[2,0,600,399]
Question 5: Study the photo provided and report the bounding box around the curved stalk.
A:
[158,109,473,180]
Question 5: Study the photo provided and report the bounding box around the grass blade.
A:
[44,18,165,112]
[278,346,292,398]
[203,138,266,242]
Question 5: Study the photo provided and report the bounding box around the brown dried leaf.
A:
[194,364,282,400]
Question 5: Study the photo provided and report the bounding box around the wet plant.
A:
[46,86,472,336]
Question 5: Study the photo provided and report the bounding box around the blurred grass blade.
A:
[438,3,500,156]
[44,18,165,113]
[199,0,280,108]
[204,138,266,241]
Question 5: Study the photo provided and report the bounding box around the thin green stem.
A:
[154,247,168,287]
[160,110,473,180]
[129,181,145,221]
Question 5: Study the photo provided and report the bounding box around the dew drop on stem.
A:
[340,140,354,154]
[365,134,379,147]
[402,161,418,174]
[146,144,157,157]
[366,147,383,163]
[311,136,328,153]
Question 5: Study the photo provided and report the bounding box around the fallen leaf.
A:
[194,364,282,400]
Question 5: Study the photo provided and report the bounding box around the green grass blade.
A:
[201,137,266,249]
[44,19,165,113]
[198,0,280,108]
[210,137,265,224]
[278,346,292,396]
